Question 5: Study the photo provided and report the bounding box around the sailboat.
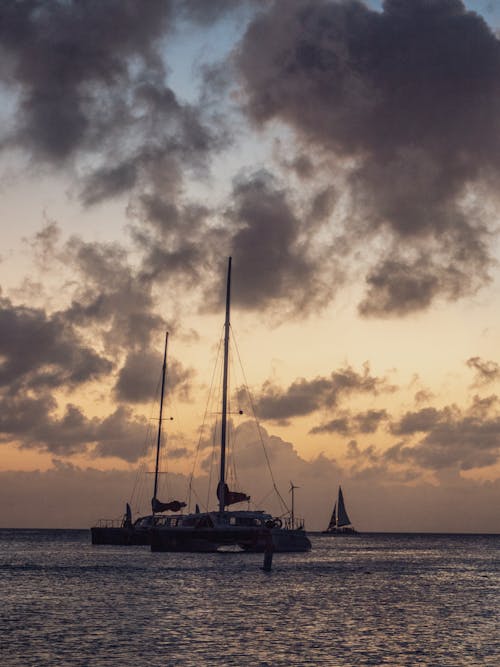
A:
[149,257,311,553]
[90,332,186,545]
[322,486,357,535]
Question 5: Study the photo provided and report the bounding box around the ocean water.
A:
[0,531,498,666]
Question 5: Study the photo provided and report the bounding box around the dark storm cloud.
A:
[0,393,92,456]
[0,225,186,460]
[223,171,341,314]
[0,1,172,161]
[310,416,351,435]
[63,236,166,352]
[177,0,265,24]
[0,390,152,462]
[254,364,392,422]
[0,0,225,211]
[466,356,500,386]
[115,348,194,403]
[355,409,389,433]
[358,250,489,317]
[92,406,149,462]
[236,0,500,315]
[310,408,388,435]
[391,407,444,435]
[387,396,500,470]
[0,295,112,392]
[132,199,214,291]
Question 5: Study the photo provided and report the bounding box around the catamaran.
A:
[149,257,311,552]
[92,258,311,553]
[323,486,357,534]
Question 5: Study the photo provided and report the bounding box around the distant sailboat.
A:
[323,486,357,534]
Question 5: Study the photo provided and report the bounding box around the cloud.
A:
[310,416,351,436]
[3,0,500,323]
[466,356,500,387]
[115,348,195,403]
[391,407,443,435]
[62,235,166,353]
[223,171,343,316]
[358,251,489,317]
[388,396,500,470]
[1,430,499,531]
[236,0,500,315]
[0,390,154,462]
[92,406,150,461]
[0,1,172,161]
[251,363,393,423]
[355,409,389,433]
[177,0,265,25]
[0,0,226,225]
[0,295,113,393]
[0,394,92,456]
[310,409,388,435]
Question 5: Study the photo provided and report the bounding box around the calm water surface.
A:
[1,530,498,666]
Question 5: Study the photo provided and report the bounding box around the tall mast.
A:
[218,257,232,512]
[290,481,299,527]
[153,331,168,507]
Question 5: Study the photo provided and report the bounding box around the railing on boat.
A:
[94,519,124,528]
[283,517,305,530]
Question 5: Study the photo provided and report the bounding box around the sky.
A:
[1,0,500,531]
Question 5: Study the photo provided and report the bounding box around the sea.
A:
[0,530,498,667]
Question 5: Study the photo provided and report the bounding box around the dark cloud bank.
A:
[2,0,500,317]
[236,0,500,315]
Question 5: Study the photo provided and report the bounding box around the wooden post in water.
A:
[262,529,274,571]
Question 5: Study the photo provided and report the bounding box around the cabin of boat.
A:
[150,509,310,553]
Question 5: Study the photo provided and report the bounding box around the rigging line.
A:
[130,362,163,509]
[159,433,170,499]
[231,331,290,514]
[187,329,224,507]
[227,339,244,493]
[254,488,274,509]
[166,385,189,502]
[129,422,155,506]
[206,418,218,510]
[205,333,225,508]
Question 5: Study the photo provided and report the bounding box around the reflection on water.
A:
[0,531,498,666]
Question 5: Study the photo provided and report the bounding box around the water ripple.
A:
[0,531,498,666]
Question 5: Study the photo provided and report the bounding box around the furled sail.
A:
[151,497,187,513]
[217,482,250,507]
[336,487,352,527]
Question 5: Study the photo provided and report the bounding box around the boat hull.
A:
[321,527,358,535]
[90,526,150,546]
[150,527,311,553]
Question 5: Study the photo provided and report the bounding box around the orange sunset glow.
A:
[1,0,499,534]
